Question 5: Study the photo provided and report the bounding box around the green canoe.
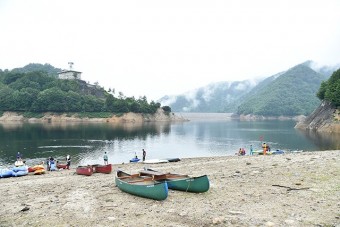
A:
[139,169,210,193]
[115,170,168,200]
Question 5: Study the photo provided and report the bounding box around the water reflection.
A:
[0,119,338,167]
[0,122,171,166]
[296,129,340,150]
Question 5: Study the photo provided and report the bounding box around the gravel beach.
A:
[0,150,339,227]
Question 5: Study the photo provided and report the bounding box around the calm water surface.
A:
[0,114,339,167]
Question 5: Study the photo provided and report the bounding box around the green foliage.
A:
[317,69,340,107]
[162,106,171,113]
[0,64,169,115]
[237,64,326,116]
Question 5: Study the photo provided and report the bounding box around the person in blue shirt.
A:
[16,152,22,161]
[103,152,108,165]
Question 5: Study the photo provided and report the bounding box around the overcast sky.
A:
[1,0,340,101]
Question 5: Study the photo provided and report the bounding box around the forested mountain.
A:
[237,64,328,116]
[0,64,167,115]
[159,80,260,113]
[160,61,335,116]
[3,63,62,76]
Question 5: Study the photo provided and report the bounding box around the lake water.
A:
[0,113,339,167]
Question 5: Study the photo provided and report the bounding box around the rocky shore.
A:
[0,150,339,227]
[0,109,188,123]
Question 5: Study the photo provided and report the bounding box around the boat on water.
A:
[115,170,168,200]
[76,166,93,176]
[139,168,210,193]
[91,164,112,174]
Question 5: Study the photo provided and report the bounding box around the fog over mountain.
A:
[159,61,339,114]
[159,79,261,113]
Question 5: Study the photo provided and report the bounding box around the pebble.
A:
[265,221,275,226]
[285,219,295,224]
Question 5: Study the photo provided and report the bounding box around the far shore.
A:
[1,150,339,226]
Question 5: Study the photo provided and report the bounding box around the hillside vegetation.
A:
[317,68,340,107]
[0,64,170,116]
[237,64,328,116]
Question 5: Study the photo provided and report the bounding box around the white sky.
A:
[1,0,340,101]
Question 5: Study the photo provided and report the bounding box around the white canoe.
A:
[143,159,169,164]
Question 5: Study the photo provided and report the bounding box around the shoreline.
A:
[1,150,339,226]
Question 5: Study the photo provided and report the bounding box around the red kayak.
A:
[76,166,93,176]
[91,164,112,174]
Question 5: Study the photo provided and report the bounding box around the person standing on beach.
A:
[250,145,253,155]
[66,155,71,170]
[103,152,108,165]
[16,152,22,161]
[142,149,146,161]
[262,143,267,155]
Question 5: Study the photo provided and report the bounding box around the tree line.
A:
[0,69,171,115]
[317,68,340,107]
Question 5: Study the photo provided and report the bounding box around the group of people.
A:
[237,143,270,156]
[237,145,252,156]
[46,155,71,171]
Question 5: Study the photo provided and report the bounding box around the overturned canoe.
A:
[139,169,210,193]
[91,164,112,174]
[115,170,168,200]
[76,166,93,176]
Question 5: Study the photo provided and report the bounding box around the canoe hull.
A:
[92,164,112,174]
[76,166,93,176]
[57,164,68,169]
[166,175,210,193]
[140,169,210,193]
[115,170,168,200]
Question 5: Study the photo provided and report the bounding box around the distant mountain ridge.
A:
[237,64,328,116]
[160,61,337,116]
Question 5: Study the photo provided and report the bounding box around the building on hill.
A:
[57,62,82,80]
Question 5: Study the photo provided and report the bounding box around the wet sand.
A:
[0,150,339,227]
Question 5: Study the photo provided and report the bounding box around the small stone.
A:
[228,211,244,215]
[179,212,187,216]
[212,217,224,224]
[265,221,275,226]
[285,219,295,224]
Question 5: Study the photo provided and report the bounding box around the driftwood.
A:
[272,184,310,191]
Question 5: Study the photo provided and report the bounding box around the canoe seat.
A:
[128,177,153,183]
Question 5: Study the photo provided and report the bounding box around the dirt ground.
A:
[0,150,339,227]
